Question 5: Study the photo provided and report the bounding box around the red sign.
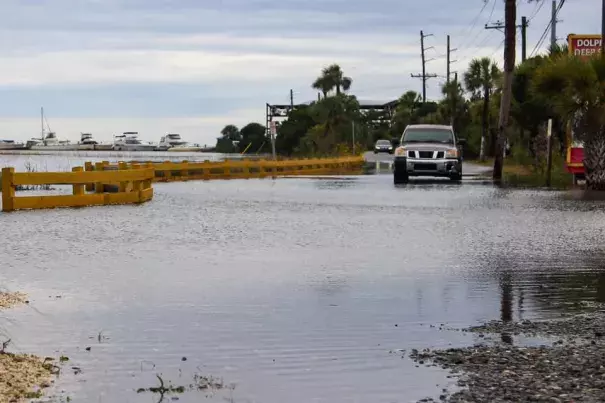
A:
[568,34,602,58]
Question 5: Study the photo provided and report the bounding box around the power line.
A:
[530,0,566,57]
[456,0,493,51]
[528,0,546,21]
[456,0,498,65]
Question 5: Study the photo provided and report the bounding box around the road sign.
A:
[568,34,602,58]
[270,121,277,136]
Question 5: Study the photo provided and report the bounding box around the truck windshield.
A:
[402,128,454,144]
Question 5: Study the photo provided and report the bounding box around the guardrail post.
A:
[224,160,231,179]
[1,167,15,212]
[144,163,154,190]
[182,160,189,180]
[84,161,94,191]
[202,160,211,180]
[242,158,250,178]
[131,163,142,194]
[118,162,128,192]
[94,162,104,193]
[258,159,267,178]
[72,167,84,196]
[164,160,172,181]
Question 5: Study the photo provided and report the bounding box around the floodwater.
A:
[0,150,256,173]
[1,154,605,403]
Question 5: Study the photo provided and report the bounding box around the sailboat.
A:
[27,107,76,150]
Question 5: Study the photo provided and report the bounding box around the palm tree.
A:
[399,90,422,111]
[390,91,422,135]
[312,75,333,99]
[533,55,605,191]
[311,64,352,98]
[464,57,501,161]
[441,79,467,131]
[324,64,352,95]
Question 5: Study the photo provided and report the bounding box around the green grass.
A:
[468,158,573,189]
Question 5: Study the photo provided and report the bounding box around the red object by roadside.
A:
[566,146,584,175]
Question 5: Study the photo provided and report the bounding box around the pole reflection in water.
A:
[500,270,513,344]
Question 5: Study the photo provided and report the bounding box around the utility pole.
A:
[411,30,437,103]
[485,18,528,61]
[446,35,457,84]
[352,121,356,155]
[290,89,294,109]
[602,0,605,54]
[451,72,458,127]
[493,0,516,182]
[546,118,553,187]
[551,1,557,51]
[521,16,528,61]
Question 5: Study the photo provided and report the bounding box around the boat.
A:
[167,143,203,152]
[28,107,77,150]
[0,139,27,150]
[29,131,76,151]
[77,133,113,151]
[157,133,203,152]
[112,132,157,151]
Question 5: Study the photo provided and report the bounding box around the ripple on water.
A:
[1,171,605,402]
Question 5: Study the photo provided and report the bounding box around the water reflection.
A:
[499,271,513,344]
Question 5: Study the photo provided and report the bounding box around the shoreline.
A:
[410,309,605,402]
[0,291,56,402]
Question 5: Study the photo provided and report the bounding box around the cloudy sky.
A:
[0,0,599,145]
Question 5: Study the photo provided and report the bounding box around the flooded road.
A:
[2,169,605,402]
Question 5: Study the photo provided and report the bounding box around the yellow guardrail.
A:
[1,164,154,212]
[1,157,363,213]
[87,156,365,182]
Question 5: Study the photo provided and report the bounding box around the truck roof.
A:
[405,124,453,130]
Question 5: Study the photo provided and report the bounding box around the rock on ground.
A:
[412,311,605,403]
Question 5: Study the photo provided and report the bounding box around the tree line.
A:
[216,48,605,189]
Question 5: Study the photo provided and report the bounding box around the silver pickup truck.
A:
[393,124,465,184]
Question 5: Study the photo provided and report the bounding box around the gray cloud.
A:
[0,0,600,143]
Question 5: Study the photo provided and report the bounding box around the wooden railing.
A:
[1,164,154,212]
[87,156,365,182]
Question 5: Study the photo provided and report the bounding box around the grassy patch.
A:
[503,167,572,189]
[468,157,573,189]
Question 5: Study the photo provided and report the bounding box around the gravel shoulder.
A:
[0,291,56,402]
[411,310,605,403]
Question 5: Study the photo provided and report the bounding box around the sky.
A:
[0,0,600,146]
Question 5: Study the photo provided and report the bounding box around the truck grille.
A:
[414,163,437,171]
[418,151,433,159]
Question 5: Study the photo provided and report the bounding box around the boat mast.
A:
[40,107,44,140]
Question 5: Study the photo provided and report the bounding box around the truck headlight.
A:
[395,147,406,156]
[445,148,458,158]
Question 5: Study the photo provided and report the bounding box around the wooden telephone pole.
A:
[411,30,437,103]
